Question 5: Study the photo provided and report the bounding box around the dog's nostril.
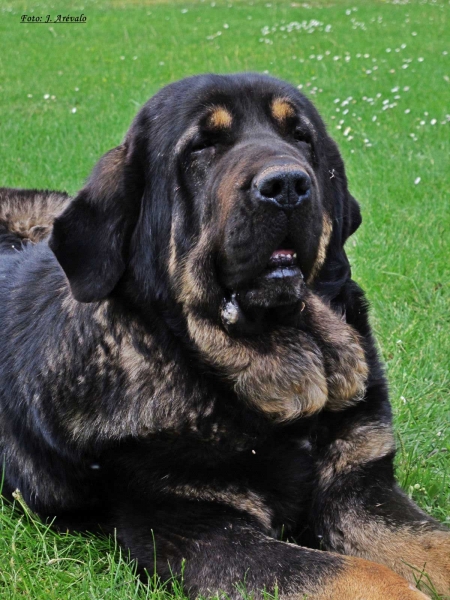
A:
[294,174,310,197]
[260,178,283,200]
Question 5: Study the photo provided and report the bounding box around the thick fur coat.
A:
[0,74,448,599]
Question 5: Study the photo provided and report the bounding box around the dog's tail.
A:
[0,187,70,253]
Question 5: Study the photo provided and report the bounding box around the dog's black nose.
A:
[254,168,311,209]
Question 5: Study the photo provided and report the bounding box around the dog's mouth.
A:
[261,238,303,279]
[262,240,303,280]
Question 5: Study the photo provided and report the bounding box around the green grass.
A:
[0,0,449,597]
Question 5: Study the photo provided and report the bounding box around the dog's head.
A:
[50,74,367,419]
[50,73,361,332]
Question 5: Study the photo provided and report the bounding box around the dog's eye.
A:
[190,138,216,154]
[293,128,312,145]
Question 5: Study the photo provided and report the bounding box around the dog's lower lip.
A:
[263,265,303,279]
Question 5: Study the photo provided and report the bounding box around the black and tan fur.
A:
[0,74,448,599]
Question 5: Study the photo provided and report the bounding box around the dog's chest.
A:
[236,432,317,532]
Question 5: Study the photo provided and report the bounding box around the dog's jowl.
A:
[0,74,448,599]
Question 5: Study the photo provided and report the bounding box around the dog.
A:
[0,73,448,600]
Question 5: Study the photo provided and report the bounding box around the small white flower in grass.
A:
[297,84,303,89]
[391,86,399,92]
[159,61,165,66]
[402,64,409,69]
[386,48,391,53]
[27,94,32,98]
[71,107,77,114]
[51,95,56,100]
[420,120,425,125]
[356,53,361,58]
[317,55,323,60]
[401,396,407,404]
[334,98,340,104]
[412,31,417,36]
[437,432,442,437]
[223,23,229,29]
[43,94,50,99]
[333,56,340,61]
[343,126,351,136]
[443,51,448,55]
[430,119,437,125]
[395,48,400,53]
[181,8,188,13]
[403,86,410,91]
[418,57,424,62]
[133,56,137,60]
[405,108,410,114]
[424,111,428,115]
[401,43,406,49]
[364,53,369,58]
[414,177,421,185]
[75,87,79,91]
[366,69,372,75]
[347,135,353,141]
[372,115,377,121]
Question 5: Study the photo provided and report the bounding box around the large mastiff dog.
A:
[0,74,449,599]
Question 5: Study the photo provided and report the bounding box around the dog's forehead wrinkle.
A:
[174,124,200,154]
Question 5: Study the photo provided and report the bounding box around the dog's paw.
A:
[310,557,431,600]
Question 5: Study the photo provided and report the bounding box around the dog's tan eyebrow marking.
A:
[271,98,295,122]
[208,106,233,129]
[174,124,199,154]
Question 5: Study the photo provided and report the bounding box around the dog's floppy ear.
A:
[312,138,363,298]
[343,193,362,242]
[49,140,144,302]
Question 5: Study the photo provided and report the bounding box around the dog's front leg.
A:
[114,497,429,599]
[312,395,450,597]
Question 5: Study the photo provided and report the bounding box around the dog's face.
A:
[50,74,361,333]
[49,73,368,419]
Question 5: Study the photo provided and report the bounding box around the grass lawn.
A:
[0,0,449,597]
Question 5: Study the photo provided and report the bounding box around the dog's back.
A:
[0,188,70,253]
